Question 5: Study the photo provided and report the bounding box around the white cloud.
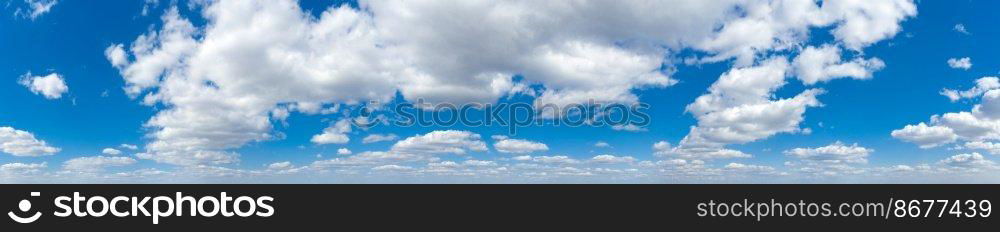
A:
[823,0,917,51]
[660,0,915,159]
[954,24,970,35]
[104,44,129,68]
[938,153,997,170]
[895,77,1000,149]
[0,127,60,157]
[311,119,352,145]
[792,45,884,85]
[311,130,488,170]
[391,130,487,155]
[663,58,823,159]
[891,123,959,149]
[531,156,580,165]
[372,164,414,172]
[267,161,293,171]
[63,156,137,172]
[17,0,58,20]
[594,141,611,148]
[18,72,68,99]
[610,124,647,132]
[724,163,776,173]
[493,137,549,154]
[101,148,123,156]
[312,151,423,168]
[962,141,1000,155]
[337,148,352,155]
[362,134,399,144]
[590,154,636,164]
[135,150,238,166]
[941,77,999,102]
[107,0,916,166]
[0,162,47,175]
[463,160,496,167]
[947,57,972,70]
[784,141,873,164]
[119,144,139,150]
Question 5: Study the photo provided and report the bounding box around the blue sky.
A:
[1,0,999,183]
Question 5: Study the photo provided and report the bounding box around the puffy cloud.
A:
[108,3,388,165]
[493,136,549,154]
[660,0,915,159]
[104,44,129,68]
[135,150,238,166]
[954,24,970,35]
[391,130,487,155]
[947,57,972,70]
[792,45,884,85]
[337,148,352,155]
[312,151,424,168]
[101,148,123,156]
[724,163,777,173]
[18,72,68,99]
[938,153,997,170]
[107,0,916,166]
[362,134,399,144]
[693,0,915,64]
[265,162,306,174]
[784,141,872,164]
[367,0,740,106]
[891,122,965,149]
[940,77,999,102]
[312,130,488,169]
[372,165,414,172]
[886,165,916,172]
[781,141,875,177]
[0,127,60,157]
[531,156,580,165]
[786,162,864,177]
[266,161,294,171]
[0,162,47,175]
[652,141,750,160]
[311,119,352,145]
[822,0,917,50]
[463,160,497,167]
[590,154,636,164]
[962,141,1000,155]
[610,124,647,132]
[62,156,137,172]
[594,141,611,148]
[662,58,822,159]
[119,144,139,150]
[895,77,1000,149]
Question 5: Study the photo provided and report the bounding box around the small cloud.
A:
[611,124,647,132]
[311,119,351,145]
[15,0,58,20]
[18,72,69,99]
[947,57,972,70]
[119,144,139,150]
[102,148,123,156]
[362,134,399,144]
[594,141,611,148]
[954,24,970,35]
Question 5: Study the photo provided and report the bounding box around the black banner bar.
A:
[1,185,995,230]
